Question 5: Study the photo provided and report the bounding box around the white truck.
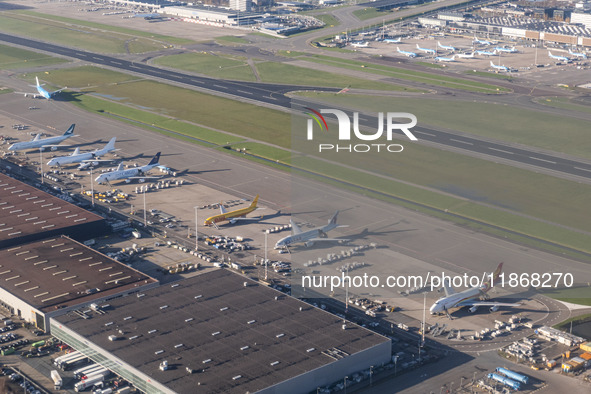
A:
[50,370,62,390]
[74,371,109,392]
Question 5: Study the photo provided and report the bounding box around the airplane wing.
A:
[307,238,350,243]
[456,300,520,307]
[290,219,302,235]
[80,159,115,163]
[127,176,161,180]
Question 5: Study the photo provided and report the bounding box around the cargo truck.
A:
[74,371,109,392]
[51,370,62,390]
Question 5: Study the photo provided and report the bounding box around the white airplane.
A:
[473,36,492,46]
[435,55,456,62]
[475,49,496,56]
[47,137,117,167]
[397,47,417,58]
[548,51,570,62]
[456,52,475,59]
[416,44,436,54]
[429,263,521,316]
[494,46,517,53]
[351,41,369,48]
[437,41,456,52]
[383,38,402,44]
[569,49,587,59]
[490,61,509,72]
[15,76,66,100]
[275,211,349,249]
[95,152,161,184]
[8,124,77,152]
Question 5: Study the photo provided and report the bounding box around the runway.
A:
[3,32,591,183]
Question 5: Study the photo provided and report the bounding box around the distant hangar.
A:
[51,269,391,394]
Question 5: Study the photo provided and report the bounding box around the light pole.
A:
[264,230,268,280]
[394,355,398,376]
[450,381,454,393]
[344,376,348,394]
[460,377,464,391]
[370,365,373,386]
[143,186,147,227]
[90,167,94,207]
[39,149,43,184]
[194,206,199,251]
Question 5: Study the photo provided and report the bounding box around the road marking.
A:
[415,131,435,137]
[112,61,122,65]
[488,147,514,155]
[92,56,102,60]
[450,138,474,145]
[191,79,204,84]
[574,166,591,173]
[213,84,227,89]
[237,90,253,95]
[529,156,556,164]
[267,96,277,101]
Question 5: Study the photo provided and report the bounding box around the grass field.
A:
[278,51,508,93]
[315,14,340,27]
[536,97,591,114]
[0,44,68,70]
[464,70,514,80]
[0,11,187,53]
[296,93,591,160]
[541,287,591,307]
[352,8,392,21]
[153,53,256,82]
[215,36,250,45]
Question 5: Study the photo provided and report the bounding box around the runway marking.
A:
[191,79,204,84]
[75,53,85,56]
[92,56,102,60]
[574,166,591,173]
[415,131,435,137]
[450,138,473,146]
[488,147,514,155]
[112,61,122,65]
[213,84,227,89]
[529,156,556,164]
[267,96,278,101]
[237,90,253,95]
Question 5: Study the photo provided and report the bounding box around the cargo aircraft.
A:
[204,195,260,228]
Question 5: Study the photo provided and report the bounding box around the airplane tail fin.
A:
[329,210,339,225]
[72,148,80,156]
[147,152,161,166]
[104,137,116,151]
[249,195,259,208]
[64,124,75,136]
[116,163,124,171]
[443,278,455,297]
[490,61,494,67]
[32,134,42,141]
[36,76,40,87]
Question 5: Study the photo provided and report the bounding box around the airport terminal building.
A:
[50,269,391,393]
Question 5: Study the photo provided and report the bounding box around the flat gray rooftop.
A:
[55,269,389,393]
[0,235,157,312]
[0,173,107,247]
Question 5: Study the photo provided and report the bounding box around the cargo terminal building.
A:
[50,269,391,394]
[0,235,158,331]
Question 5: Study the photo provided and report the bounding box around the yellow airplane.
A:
[204,195,260,228]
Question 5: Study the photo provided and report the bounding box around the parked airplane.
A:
[569,49,587,59]
[435,55,456,62]
[204,195,260,228]
[473,36,492,46]
[351,41,369,48]
[416,44,436,54]
[437,41,456,52]
[456,52,475,59]
[47,137,117,167]
[429,263,520,316]
[548,51,570,62]
[475,50,496,56]
[95,152,161,184]
[16,76,66,100]
[383,38,402,43]
[275,211,348,249]
[8,124,76,152]
[494,46,517,53]
[397,47,417,57]
[490,61,509,72]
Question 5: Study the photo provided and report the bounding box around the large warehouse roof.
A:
[54,269,389,393]
[0,173,107,248]
[0,236,156,312]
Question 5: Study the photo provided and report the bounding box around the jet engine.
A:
[469,306,478,313]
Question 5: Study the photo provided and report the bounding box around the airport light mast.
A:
[194,206,199,251]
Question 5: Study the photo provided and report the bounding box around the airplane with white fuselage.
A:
[569,49,587,59]
[384,38,402,44]
[475,50,496,56]
[435,55,456,62]
[275,211,349,249]
[351,41,369,48]
[397,47,417,58]
[456,52,475,59]
[490,61,509,72]
[204,195,260,228]
[494,46,517,53]
[15,76,66,100]
[548,51,570,62]
[473,36,492,46]
[94,152,161,184]
[8,124,77,152]
[437,41,456,52]
[430,263,520,316]
[47,137,117,167]
[416,44,436,54]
